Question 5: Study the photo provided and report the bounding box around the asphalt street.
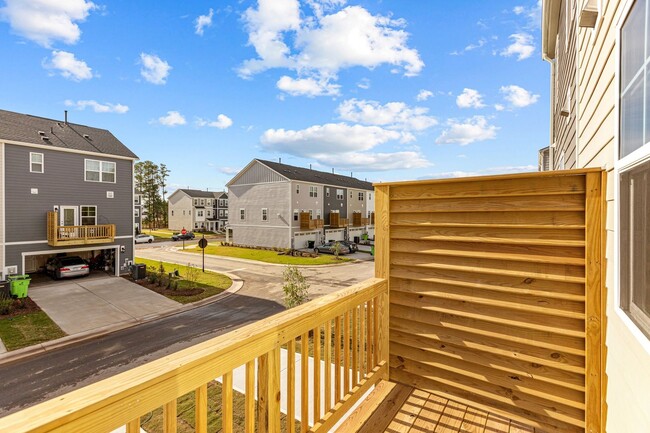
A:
[0,245,374,416]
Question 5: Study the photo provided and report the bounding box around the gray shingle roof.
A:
[0,109,137,159]
[257,159,373,190]
[177,189,224,198]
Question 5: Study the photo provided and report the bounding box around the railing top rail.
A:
[0,277,387,433]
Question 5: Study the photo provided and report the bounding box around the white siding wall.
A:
[168,194,194,231]
[576,0,650,430]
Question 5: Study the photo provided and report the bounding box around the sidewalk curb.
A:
[0,272,244,366]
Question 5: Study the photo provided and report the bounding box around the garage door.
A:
[293,231,319,249]
[325,228,345,242]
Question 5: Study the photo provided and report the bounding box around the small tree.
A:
[283,265,309,308]
[184,263,200,287]
[330,241,343,260]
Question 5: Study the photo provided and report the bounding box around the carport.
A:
[22,245,120,277]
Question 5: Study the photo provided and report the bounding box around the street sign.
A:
[181,228,187,235]
[198,238,208,249]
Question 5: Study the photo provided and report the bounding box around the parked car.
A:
[339,240,358,253]
[314,241,351,255]
[46,256,90,279]
[134,234,154,244]
[171,232,195,241]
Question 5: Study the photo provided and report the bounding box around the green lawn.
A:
[0,311,66,351]
[134,258,232,304]
[185,244,351,265]
[141,229,175,239]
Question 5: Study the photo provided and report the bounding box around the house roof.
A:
[175,189,220,199]
[0,109,138,159]
[256,159,373,191]
[541,0,561,59]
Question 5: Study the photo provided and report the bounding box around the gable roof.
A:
[0,109,138,159]
[256,159,373,190]
[175,189,219,199]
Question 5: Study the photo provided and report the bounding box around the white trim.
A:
[4,240,48,246]
[80,204,97,226]
[84,158,117,183]
[0,139,136,161]
[115,235,134,239]
[59,205,79,226]
[29,151,44,173]
[21,244,121,277]
[230,224,289,229]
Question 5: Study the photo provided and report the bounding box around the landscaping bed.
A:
[131,258,232,304]
[0,297,65,351]
[185,243,351,265]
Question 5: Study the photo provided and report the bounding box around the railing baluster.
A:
[245,361,255,433]
[373,297,379,368]
[287,339,296,433]
[301,333,309,433]
[223,371,233,433]
[126,418,139,433]
[269,347,281,433]
[352,306,359,387]
[359,304,366,380]
[313,325,321,423]
[258,353,269,433]
[343,311,350,395]
[163,399,177,433]
[195,384,207,433]
[324,320,332,414]
[366,301,371,367]
[334,315,341,403]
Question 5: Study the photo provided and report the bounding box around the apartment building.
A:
[167,189,228,232]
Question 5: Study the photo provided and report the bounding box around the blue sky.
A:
[0,0,548,192]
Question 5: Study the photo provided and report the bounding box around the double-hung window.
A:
[81,206,97,225]
[30,152,44,173]
[336,189,344,200]
[358,192,364,201]
[261,208,268,221]
[619,0,650,338]
[85,160,116,183]
[309,186,317,197]
[240,209,245,220]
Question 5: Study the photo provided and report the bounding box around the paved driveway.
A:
[28,275,179,335]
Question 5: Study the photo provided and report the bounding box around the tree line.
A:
[135,161,169,231]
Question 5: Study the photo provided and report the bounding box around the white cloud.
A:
[64,99,128,113]
[219,166,241,175]
[196,114,233,129]
[500,84,539,108]
[45,50,93,81]
[435,116,499,145]
[195,8,214,35]
[337,99,437,131]
[140,53,171,85]
[357,78,370,89]
[513,1,542,30]
[500,33,535,61]
[0,0,96,47]
[157,111,186,126]
[313,151,430,171]
[416,89,433,101]
[456,88,486,109]
[276,75,340,97]
[494,104,505,111]
[425,165,536,179]
[239,1,423,95]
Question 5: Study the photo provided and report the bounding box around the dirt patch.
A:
[124,277,204,297]
[0,297,41,318]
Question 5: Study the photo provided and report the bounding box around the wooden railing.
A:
[329,213,349,228]
[47,211,115,246]
[300,213,324,230]
[1,278,389,433]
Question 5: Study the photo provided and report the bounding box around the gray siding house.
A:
[0,109,138,277]
[168,189,228,232]
[227,159,374,249]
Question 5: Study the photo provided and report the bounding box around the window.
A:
[369,193,372,200]
[326,187,330,197]
[619,0,650,338]
[194,199,198,206]
[85,159,116,183]
[30,152,43,173]
[309,186,318,197]
[219,210,224,217]
[293,209,299,221]
[350,192,353,198]
[80,206,96,225]
[197,210,204,217]
[134,195,140,204]
[172,210,174,216]
[200,199,205,206]
[240,208,245,220]
[225,210,228,216]
[296,184,300,194]
[308,209,313,219]
[316,209,321,219]
[261,208,268,221]
[336,189,344,200]
[206,210,211,217]
[183,210,186,215]
[358,192,364,201]
[219,199,225,206]
[134,208,140,217]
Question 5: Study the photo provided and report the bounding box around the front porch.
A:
[2,169,606,433]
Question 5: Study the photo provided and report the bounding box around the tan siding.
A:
[230,160,286,185]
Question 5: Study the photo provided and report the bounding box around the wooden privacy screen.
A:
[374,169,606,433]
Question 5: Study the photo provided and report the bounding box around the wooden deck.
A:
[337,381,539,433]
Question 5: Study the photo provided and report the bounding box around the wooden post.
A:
[163,400,177,433]
[258,353,269,433]
[222,371,233,433]
[268,348,281,433]
[374,185,390,380]
[126,418,139,433]
[245,361,255,433]
[301,333,309,433]
[313,326,321,423]
[287,339,296,433]
[195,384,207,433]
[585,172,603,433]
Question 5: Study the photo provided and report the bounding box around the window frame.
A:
[358,192,364,201]
[336,189,344,200]
[240,208,245,220]
[261,208,268,221]
[80,205,97,226]
[134,208,140,218]
[84,159,116,183]
[309,186,318,197]
[30,152,44,173]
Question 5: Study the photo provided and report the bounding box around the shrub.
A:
[283,265,309,309]
[184,263,200,287]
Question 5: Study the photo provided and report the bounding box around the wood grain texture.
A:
[222,371,233,433]
[163,400,177,433]
[287,340,296,433]
[195,384,207,433]
[245,361,255,433]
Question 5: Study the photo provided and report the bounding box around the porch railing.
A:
[329,213,348,228]
[1,277,389,433]
[47,211,115,246]
[300,213,324,230]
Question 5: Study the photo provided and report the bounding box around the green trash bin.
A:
[8,275,30,299]
[370,245,375,256]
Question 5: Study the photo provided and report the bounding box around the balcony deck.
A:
[47,211,115,246]
[337,381,537,433]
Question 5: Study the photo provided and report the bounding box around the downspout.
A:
[543,53,556,170]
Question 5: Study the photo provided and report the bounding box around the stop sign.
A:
[181,228,187,235]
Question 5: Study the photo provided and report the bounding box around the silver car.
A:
[314,241,351,255]
[46,256,90,279]
[135,234,154,244]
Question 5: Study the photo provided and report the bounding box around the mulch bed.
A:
[123,277,204,297]
[0,297,41,318]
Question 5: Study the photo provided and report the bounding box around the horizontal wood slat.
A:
[385,170,605,433]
